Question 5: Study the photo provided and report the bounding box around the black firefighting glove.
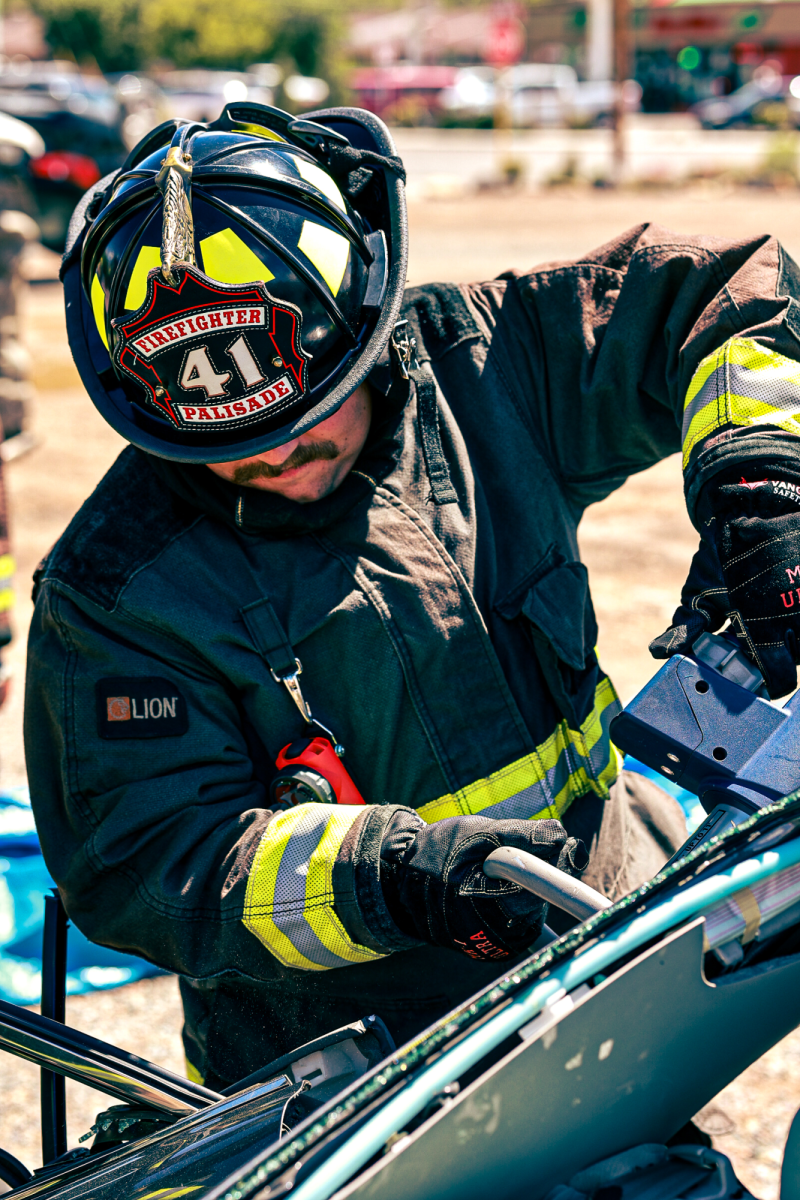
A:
[379,812,587,962]
[707,470,800,699]
[651,465,800,699]
[649,534,728,661]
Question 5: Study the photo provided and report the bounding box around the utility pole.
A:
[586,0,613,82]
[612,0,630,183]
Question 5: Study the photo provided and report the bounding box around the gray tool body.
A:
[610,631,800,865]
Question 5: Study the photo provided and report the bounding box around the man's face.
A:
[205,384,372,504]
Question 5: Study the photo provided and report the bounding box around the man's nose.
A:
[258,438,301,466]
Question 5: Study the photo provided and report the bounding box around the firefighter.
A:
[23,106,800,1089]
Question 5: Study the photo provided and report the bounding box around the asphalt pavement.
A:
[394,116,789,195]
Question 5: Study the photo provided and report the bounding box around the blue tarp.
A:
[624,756,705,832]
[0,787,161,1005]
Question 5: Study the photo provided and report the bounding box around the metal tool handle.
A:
[483,846,612,921]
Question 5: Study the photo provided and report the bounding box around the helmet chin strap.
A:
[155,130,196,286]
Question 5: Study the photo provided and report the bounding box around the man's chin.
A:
[242,467,340,504]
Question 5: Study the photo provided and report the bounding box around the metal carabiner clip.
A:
[390,319,417,381]
[271,657,312,723]
[270,659,345,756]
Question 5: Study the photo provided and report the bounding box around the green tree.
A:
[28,0,143,72]
[138,0,279,70]
[27,0,360,76]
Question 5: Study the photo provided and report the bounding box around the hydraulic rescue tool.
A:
[609,630,797,863]
[485,630,799,918]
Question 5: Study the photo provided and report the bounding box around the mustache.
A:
[232,440,341,484]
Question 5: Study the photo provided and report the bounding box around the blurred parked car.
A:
[436,66,497,123]
[107,72,169,151]
[155,69,277,123]
[352,65,459,123]
[283,74,330,109]
[692,68,788,129]
[506,64,580,127]
[0,111,41,445]
[0,108,43,194]
[439,63,640,128]
[0,61,126,249]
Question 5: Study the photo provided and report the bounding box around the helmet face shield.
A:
[64,104,407,462]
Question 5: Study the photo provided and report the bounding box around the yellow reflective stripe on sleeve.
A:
[184,1057,204,1085]
[242,803,386,972]
[417,676,622,826]
[682,337,800,468]
[0,554,15,612]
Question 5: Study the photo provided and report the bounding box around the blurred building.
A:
[0,13,48,62]
[632,1,800,110]
[348,2,800,115]
[349,7,525,66]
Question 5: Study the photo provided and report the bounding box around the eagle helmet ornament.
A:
[63,103,407,462]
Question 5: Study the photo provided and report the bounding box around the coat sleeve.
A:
[24,582,404,977]
[474,222,800,520]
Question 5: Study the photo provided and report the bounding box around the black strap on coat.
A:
[240,597,297,680]
[411,368,458,506]
[240,596,341,740]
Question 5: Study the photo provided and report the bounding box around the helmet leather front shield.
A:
[113,265,311,434]
[63,104,408,463]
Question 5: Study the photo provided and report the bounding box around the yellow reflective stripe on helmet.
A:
[417,676,621,826]
[294,157,346,213]
[243,803,385,971]
[199,228,275,287]
[231,121,286,143]
[297,221,350,296]
[682,337,800,469]
[123,245,161,312]
[91,272,109,349]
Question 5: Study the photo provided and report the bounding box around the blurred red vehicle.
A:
[351,64,459,123]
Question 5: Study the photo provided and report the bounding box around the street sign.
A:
[485,14,526,66]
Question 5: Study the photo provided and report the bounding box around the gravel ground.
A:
[2,186,800,1191]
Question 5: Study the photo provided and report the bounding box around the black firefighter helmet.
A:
[63,102,408,463]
